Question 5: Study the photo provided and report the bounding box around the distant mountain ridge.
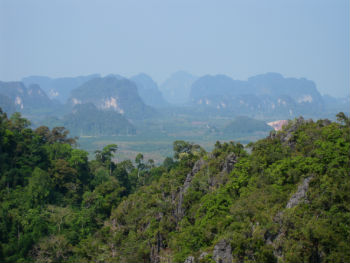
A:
[22,74,100,103]
[189,73,326,118]
[0,81,56,114]
[1,72,348,123]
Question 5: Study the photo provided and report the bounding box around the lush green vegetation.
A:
[0,108,349,262]
[75,115,272,164]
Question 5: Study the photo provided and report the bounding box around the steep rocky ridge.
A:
[268,176,314,262]
[176,158,206,221]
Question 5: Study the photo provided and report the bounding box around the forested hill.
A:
[0,108,349,263]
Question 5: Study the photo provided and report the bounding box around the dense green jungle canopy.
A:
[0,108,349,263]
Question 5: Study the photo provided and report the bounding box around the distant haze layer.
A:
[0,0,348,97]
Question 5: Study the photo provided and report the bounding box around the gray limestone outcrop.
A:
[286,176,312,209]
[221,153,238,174]
[213,240,233,263]
[176,159,206,220]
[184,255,195,263]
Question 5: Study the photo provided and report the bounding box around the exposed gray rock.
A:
[318,119,332,127]
[268,176,313,261]
[222,153,238,174]
[199,252,209,260]
[184,159,206,192]
[213,240,232,263]
[176,159,206,220]
[286,176,312,209]
[209,153,238,187]
[150,231,165,263]
[150,245,160,263]
[184,255,195,263]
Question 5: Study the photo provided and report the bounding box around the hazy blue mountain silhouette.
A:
[0,81,57,114]
[189,73,325,118]
[0,94,16,115]
[323,94,350,113]
[22,74,100,103]
[130,73,168,108]
[160,71,197,105]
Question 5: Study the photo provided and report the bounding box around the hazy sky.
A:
[0,0,349,97]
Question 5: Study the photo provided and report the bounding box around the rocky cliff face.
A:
[286,176,312,209]
[183,239,233,263]
[221,153,238,175]
[213,240,233,263]
[176,159,206,221]
[183,256,195,263]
